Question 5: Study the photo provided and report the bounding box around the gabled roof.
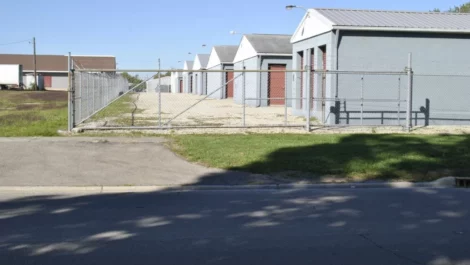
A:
[207,45,238,69]
[233,34,292,63]
[291,8,470,43]
[183,61,194,70]
[245,34,292,54]
[193,54,210,70]
[0,54,116,72]
[213,45,238,63]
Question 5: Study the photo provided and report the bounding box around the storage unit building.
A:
[146,76,171,93]
[170,70,183,93]
[0,54,115,91]
[290,8,470,125]
[233,34,293,107]
[206,45,238,99]
[192,54,210,95]
[182,61,194,93]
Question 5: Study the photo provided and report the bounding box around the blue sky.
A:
[0,0,466,70]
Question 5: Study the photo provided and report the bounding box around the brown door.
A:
[179,79,183,93]
[44,76,52,88]
[268,64,286,105]
[226,71,234,98]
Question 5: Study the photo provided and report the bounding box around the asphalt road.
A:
[1,188,470,265]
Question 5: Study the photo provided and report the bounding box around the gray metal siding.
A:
[234,56,292,107]
[206,64,224,99]
[206,64,235,99]
[291,32,334,118]
[234,57,259,106]
[337,31,470,125]
[182,72,192,93]
[51,76,68,89]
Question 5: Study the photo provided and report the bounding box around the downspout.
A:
[335,29,341,124]
[335,29,340,97]
[257,55,262,107]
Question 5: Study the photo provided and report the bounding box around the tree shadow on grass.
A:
[222,134,470,183]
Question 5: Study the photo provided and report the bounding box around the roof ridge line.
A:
[312,7,470,15]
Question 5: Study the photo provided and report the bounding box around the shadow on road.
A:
[1,187,470,264]
[1,134,470,264]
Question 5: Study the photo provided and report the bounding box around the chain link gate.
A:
[68,54,423,132]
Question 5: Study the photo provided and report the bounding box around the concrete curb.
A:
[0,180,455,194]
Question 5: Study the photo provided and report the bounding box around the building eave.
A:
[333,25,470,34]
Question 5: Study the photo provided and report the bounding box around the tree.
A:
[432,2,470,13]
[154,72,171,79]
[122,72,146,92]
[448,2,470,13]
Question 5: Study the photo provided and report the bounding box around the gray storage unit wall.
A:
[206,64,223,99]
[234,56,293,107]
[51,76,68,89]
[207,64,234,99]
[290,8,470,126]
[337,31,470,126]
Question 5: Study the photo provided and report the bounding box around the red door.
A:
[44,76,52,88]
[226,71,234,98]
[268,64,286,105]
[179,79,183,93]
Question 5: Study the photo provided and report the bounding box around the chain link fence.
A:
[70,62,470,132]
[73,71,128,125]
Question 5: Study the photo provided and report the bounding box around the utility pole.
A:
[33,37,38,90]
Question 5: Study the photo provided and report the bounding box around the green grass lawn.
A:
[170,134,470,182]
[0,90,68,136]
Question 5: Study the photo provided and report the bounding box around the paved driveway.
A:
[0,137,261,186]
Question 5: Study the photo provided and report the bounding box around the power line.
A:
[0,39,32,46]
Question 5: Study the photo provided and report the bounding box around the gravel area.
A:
[79,92,470,135]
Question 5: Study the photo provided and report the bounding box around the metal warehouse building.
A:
[182,61,194,93]
[233,34,293,107]
[206,45,238,99]
[170,70,182,93]
[0,54,115,91]
[192,54,210,95]
[291,8,470,125]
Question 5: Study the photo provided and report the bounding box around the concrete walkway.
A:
[0,137,260,186]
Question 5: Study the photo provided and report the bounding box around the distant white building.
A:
[146,76,171,93]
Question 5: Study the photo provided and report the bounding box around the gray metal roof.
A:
[314,8,470,30]
[184,61,193,69]
[245,34,292,54]
[213,45,238,63]
[196,54,210,68]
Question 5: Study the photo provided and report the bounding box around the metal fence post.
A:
[242,62,246,127]
[284,70,288,126]
[305,65,311,132]
[67,52,73,131]
[361,75,364,125]
[406,53,413,132]
[158,59,162,127]
[397,76,401,125]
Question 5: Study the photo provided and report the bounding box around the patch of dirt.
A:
[0,113,44,125]
[25,91,67,101]
[16,103,66,110]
